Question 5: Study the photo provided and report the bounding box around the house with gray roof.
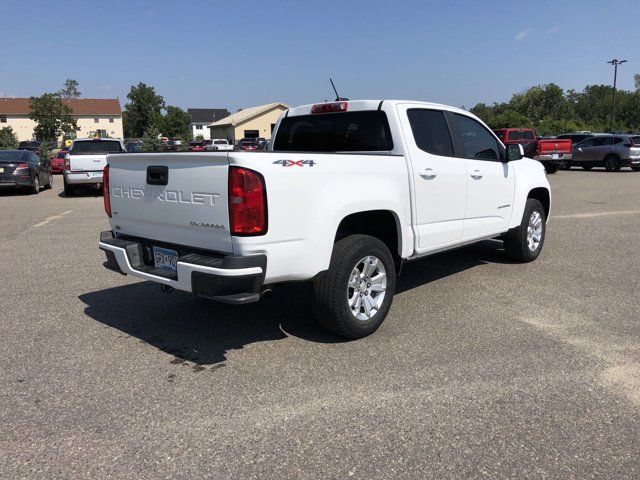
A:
[188,108,230,140]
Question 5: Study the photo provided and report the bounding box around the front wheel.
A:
[504,198,546,262]
[313,235,396,339]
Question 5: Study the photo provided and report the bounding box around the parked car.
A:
[493,128,572,174]
[126,141,142,153]
[206,139,234,151]
[50,150,67,173]
[570,135,640,171]
[188,142,205,152]
[63,138,125,196]
[0,149,53,193]
[17,141,41,153]
[99,99,550,339]
[237,138,259,151]
[163,140,179,152]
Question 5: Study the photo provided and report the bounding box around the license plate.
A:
[0,168,4,174]
[90,172,102,178]
[153,247,178,272]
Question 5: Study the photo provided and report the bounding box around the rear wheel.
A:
[31,176,40,195]
[63,177,75,197]
[604,155,620,172]
[44,174,53,190]
[313,235,396,339]
[504,198,546,262]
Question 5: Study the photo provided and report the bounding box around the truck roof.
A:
[286,100,471,117]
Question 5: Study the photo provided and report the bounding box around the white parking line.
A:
[554,210,640,219]
[32,210,73,228]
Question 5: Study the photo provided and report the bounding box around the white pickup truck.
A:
[99,100,550,338]
[63,138,126,196]
[205,139,234,151]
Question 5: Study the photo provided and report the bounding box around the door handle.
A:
[419,168,437,179]
[470,169,483,179]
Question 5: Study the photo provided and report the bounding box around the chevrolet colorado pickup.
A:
[99,100,551,339]
[493,128,572,174]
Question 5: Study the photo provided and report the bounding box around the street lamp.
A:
[607,58,627,133]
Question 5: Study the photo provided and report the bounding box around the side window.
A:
[407,109,453,156]
[612,137,623,145]
[593,137,610,146]
[452,114,501,161]
[579,138,595,147]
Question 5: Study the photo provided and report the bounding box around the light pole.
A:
[607,58,627,133]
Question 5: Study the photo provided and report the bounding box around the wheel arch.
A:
[527,187,550,219]
[334,209,403,262]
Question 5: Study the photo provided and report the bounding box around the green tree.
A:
[634,73,640,92]
[38,142,51,166]
[0,126,19,149]
[140,126,163,152]
[28,93,78,142]
[59,79,81,99]
[123,83,165,138]
[161,106,192,138]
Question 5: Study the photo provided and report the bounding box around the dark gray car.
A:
[569,135,640,171]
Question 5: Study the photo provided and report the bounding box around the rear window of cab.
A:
[72,140,123,154]
[273,111,393,152]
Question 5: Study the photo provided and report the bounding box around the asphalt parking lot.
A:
[1,170,640,479]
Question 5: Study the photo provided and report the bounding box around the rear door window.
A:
[407,109,453,156]
[273,111,393,152]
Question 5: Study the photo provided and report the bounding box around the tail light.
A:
[64,153,70,171]
[228,166,267,235]
[15,162,30,172]
[311,102,348,114]
[103,165,111,217]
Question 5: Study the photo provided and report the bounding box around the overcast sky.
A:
[1,0,638,111]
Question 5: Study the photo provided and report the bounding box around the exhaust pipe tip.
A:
[260,286,274,299]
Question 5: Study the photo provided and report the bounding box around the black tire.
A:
[313,234,396,339]
[44,174,53,190]
[544,163,559,174]
[63,177,74,197]
[504,198,546,262]
[631,166,640,172]
[561,163,571,170]
[604,155,620,172]
[582,165,593,171]
[31,176,40,195]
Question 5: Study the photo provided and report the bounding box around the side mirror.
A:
[506,143,524,161]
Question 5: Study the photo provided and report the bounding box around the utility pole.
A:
[607,58,627,133]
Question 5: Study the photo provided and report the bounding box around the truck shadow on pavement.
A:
[79,240,513,365]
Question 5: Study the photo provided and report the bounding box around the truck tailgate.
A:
[70,154,107,172]
[107,153,233,253]
[538,139,572,154]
